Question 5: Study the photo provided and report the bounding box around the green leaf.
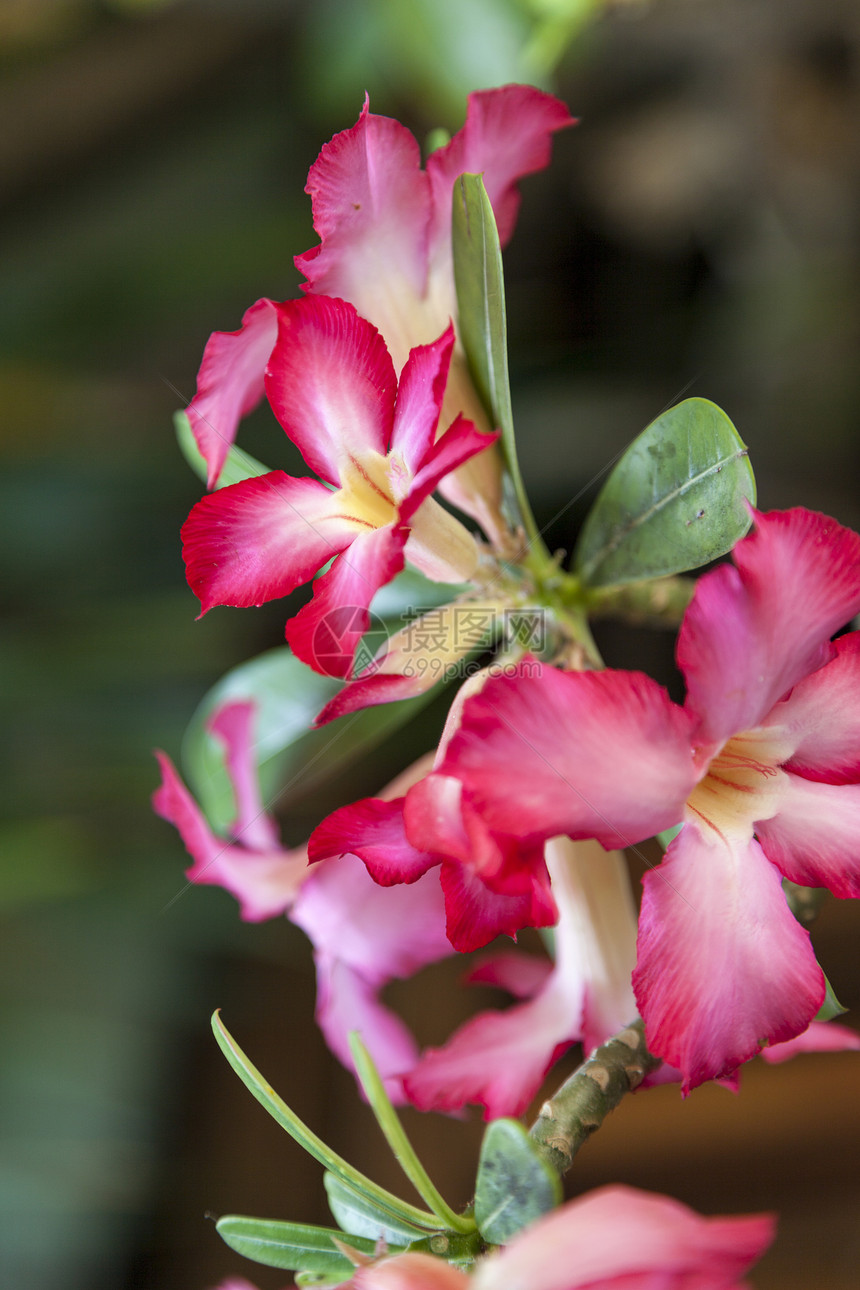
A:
[211,1013,441,1232]
[216,1215,384,1274]
[474,1118,561,1244]
[348,1033,475,1234]
[574,397,756,587]
[174,409,271,489]
[181,644,436,835]
[452,172,541,547]
[816,974,848,1023]
[324,1173,439,1243]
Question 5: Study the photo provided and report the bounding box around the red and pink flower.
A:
[183,296,494,676]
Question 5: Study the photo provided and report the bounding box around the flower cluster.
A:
[156,83,860,1290]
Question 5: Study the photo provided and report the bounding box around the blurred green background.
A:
[2,1,860,1287]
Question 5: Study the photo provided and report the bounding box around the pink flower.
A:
[342,1186,774,1290]
[154,711,450,1097]
[182,296,494,676]
[407,508,860,1090]
[185,87,573,539]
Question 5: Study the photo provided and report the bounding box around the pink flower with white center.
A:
[154,713,450,1098]
[405,508,860,1090]
[185,86,573,540]
[182,296,496,677]
[341,1186,774,1290]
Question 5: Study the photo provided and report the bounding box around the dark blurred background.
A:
[2,1,859,1287]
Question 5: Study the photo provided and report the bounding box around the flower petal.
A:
[471,1184,774,1290]
[308,797,438,885]
[426,86,575,256]
[760,1019,860,1064]
[286,523,408,677]
[439,857,556,953]
[265,296,396,484]
[466,950,553,999]
[186,297,279,488]
[401,415,500,520]
[182,472,356,614]
[208,701,278,851]
[351,1253,467,1290]
[296,99,433,370]
[679,508,860,743]
[767,631,860,783]
[428,662,697,851]
[756,773,860,897]
[633,823,825,1091]
[388,325,454,476]
[152,753,306,921]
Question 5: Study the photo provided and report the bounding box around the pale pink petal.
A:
[633,823,825,1091]
[405,973,576,1119]
[351,1253,467,1290]
[286,523,408,676]
[426,86,575,254]
[425,662,697,852]
[471,1184,774,1290]
[466,950,552,999]
[767,631,860,782]
[311,956,423,1101]
[208,701,278,851]
[308,797,438,885]
[388,325,454,475]
[679,508,860,744]
[182,472,356,614]
[440,857,556,952]
[760,1019,860,1063]
[292,851,449,986]
[755,773,860,897]
[186,297,279,488]
[291,852,450,1098]
[265,296,395,484]
[400,415,500,520]
[296,100,432,365]
[152,753,306,921]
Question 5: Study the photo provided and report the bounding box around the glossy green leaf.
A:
[182,643,435,835]
[216,1215,384,1273]
[174,409,270,489]
[474,1118,561,1244]
[324,1173,438,1243]
[574,397,756,587]
[349,1033,475,1234]
[452,172,540,545]
[212,1013,441,1232]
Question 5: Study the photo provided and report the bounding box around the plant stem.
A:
[586,576,695,628]
[528,1020,661,1177]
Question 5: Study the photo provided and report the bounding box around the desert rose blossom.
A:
[339,1186,774,1290]
[406,507,860,1090]
[154,706,450,1097]
[182,296,496,677]
[185,86,573,541]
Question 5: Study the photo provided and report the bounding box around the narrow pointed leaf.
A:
[212,1013,441,1232]
[474,1118,561,1244]
[816,974,847,1023]
[216,1215,386,1273]
[574,397,756,587]
[349,1033,475,1234]
[324,1172,439,1243]
[452,172,539,544]
[174,409,270,489]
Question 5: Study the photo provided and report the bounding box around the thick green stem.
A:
[528,1020,660,1177]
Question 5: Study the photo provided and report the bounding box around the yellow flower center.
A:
[685,726,791,841]
[335,452,399,530]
